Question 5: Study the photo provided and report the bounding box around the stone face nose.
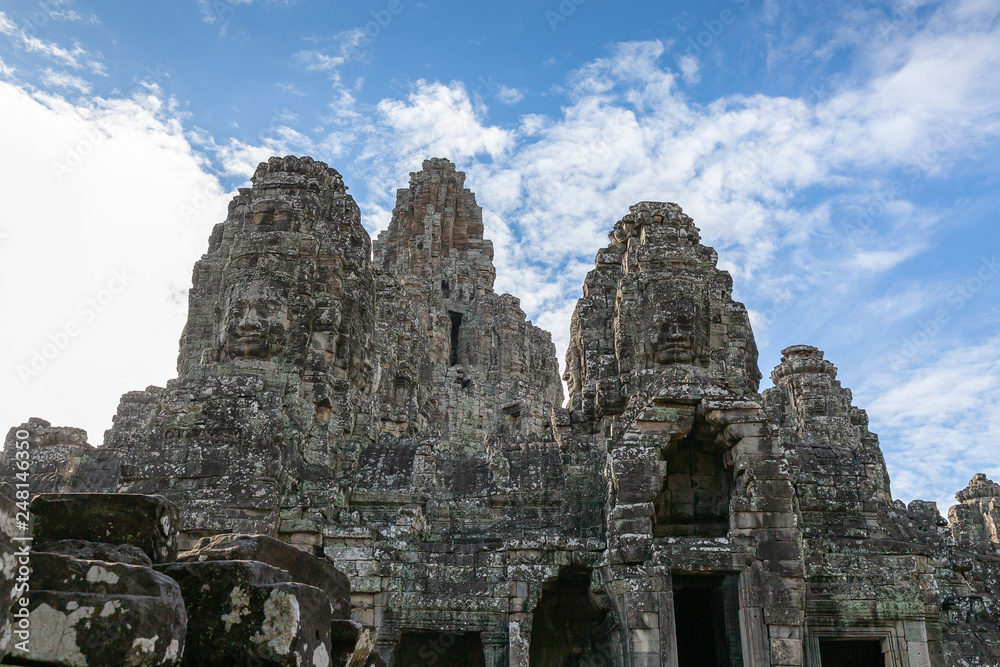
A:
[239,307,263,329]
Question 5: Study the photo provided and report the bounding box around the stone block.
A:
[178,533,351,619]
[770,637,802,665]
[157,560,331,667]
[34,538,153,566]
[31,493,178,563]
[25,551,186,666]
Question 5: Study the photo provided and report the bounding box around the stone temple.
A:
[3,156,1000,666]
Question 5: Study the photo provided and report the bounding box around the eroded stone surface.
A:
[157,560,331,667]
[34,538,154,566]
[177,533,350,619]
[5,155,1000,667]
[31,492,178,563]
[25,551,186,666]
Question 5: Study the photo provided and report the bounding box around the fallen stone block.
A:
[157,560,332,667]
[177,533,351,618]
[34,538,153,566]
[30,493,179,563]
[24,551,187,666]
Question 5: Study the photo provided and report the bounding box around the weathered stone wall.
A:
[764,345,942,664]
[5,155,1000,666]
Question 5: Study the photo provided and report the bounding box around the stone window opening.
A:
[441,278,450,297]
[392,629,485,667]
[672,574,744,667]
[502,402,522,438]
[817,639,885,667]
[653,423,732,538]
[448,311,463,366]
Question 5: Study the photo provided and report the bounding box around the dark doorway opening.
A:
[818,639,883,667]
[448,311,463,366]
[673,575,743,667]
[392,630,485,667]
[530,566,613,667]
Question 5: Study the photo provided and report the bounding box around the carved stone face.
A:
[650,298,706,366]
[220,281,290,359]
[563,345,584,397]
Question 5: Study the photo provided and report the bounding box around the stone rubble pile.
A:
[2,491,383,666]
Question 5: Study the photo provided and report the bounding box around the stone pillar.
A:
[508,616,530,667]
[739,571,772,667]
[802,634,821,667]
[605,565,663,667]
[902,621,933,667]
[374,627,400,667]
[483,632,508,667]
[653,569,679,667]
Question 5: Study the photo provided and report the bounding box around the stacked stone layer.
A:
[5,155,1000,666]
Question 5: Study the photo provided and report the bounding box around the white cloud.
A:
[677,54,702,84]
[494,85,524,105]
[369,79,515,165]
[0,81,230,447]
[861,336,1000,511]
[294,28,369,77]
[197,0,253,25]
[39,68,91,94]
[0,11,104,74]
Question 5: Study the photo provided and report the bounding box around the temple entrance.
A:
[529,566,613,667]
[818,639,883,667]
[392,630,485,667]
[673,575,743,667]
[654,424,732,538]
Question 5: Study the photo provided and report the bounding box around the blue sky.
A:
[1,0,998,512]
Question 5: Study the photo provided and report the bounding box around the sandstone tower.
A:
[5,156,1000,667]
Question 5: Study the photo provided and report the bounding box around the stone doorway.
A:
[392,630,486,667]
[818,639,883,667]
[672,574,744,667]
[529,566,613,666]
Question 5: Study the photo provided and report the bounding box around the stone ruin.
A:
[2,155,999,666]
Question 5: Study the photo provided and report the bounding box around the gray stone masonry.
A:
[5,155,999,666]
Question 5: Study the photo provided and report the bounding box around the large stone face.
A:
[6,155,1000,667]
